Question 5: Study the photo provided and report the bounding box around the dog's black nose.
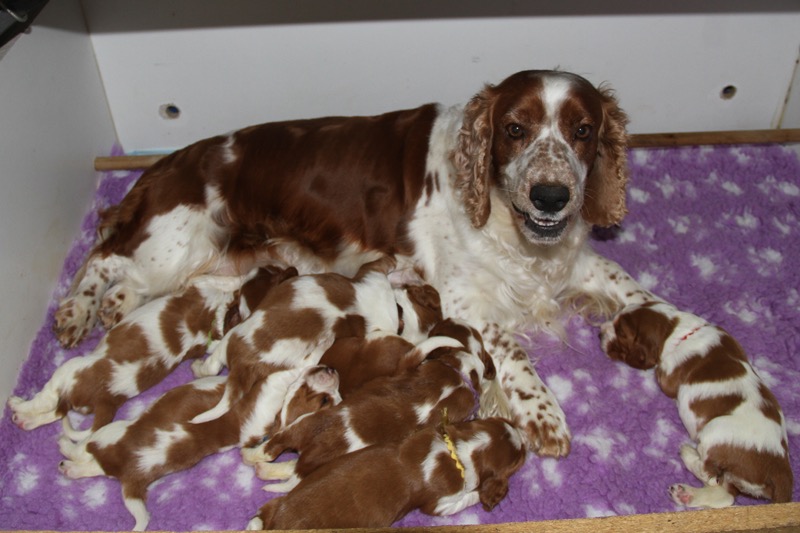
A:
[530,185,570,213]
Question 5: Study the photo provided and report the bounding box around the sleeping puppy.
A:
[600,301,793,507]
[242,318,502,492]
[246,417,527,530]
[57,365,340,531]
[319,283,448,397]
[190,256,439,424]
[8,266,296,434]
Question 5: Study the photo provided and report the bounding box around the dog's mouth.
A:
[512,204,569,242]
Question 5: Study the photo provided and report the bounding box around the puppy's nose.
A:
[530,185,570,213]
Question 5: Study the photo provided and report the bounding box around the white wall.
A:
[81,0,800,153]
[0,0,116,401]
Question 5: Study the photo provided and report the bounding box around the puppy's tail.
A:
[401,335,465,369]
[189,384,236,424]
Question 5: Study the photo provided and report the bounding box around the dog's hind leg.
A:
[669,483,735,508]
[59,457,104,479]
[54,254,135,347]
[122,483,151,531]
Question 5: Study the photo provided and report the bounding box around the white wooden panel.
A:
[0,0,116,401]
[82,2,800,153]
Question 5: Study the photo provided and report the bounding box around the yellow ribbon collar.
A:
[443,431,466,480]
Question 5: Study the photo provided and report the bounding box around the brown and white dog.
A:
[54,69,668,455]
[242,318,501,492]
[600,301,793,507]
[319,283,446,397]
[189,256,442,423]
[246,417,527,530]
[57,365,340,531]
[9,267,295,434]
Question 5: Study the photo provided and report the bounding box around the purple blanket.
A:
[1,145,798,530]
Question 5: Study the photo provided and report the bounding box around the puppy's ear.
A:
[453,87,495,228]
[481,347,497,380]
[581,84,629,227]
[279,266,299,282]
[478,475,509,511]
[223,297,242,333]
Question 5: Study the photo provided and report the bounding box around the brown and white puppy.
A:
[8,267,295,434]
[600,301,793,507]
[189,256,439,424]
[319,283,447,397]
[242,318,500,492]
[57,365,340,531]
[246,417,527,530]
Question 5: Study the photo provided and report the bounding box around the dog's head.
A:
[442,417,527,511]
[427,318,496,385]
[394,283,443,343]
[600,303,676,370]
[453,70,629,245]
[277,365,341,430]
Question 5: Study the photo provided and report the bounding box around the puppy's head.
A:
[394,283,443,343]
[224,265,299,332]
[444,418,527,511]
[600,304,676,370]
[278,365,341,430]
[427,318,496,382]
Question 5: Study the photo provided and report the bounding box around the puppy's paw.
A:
[669,483,694,506]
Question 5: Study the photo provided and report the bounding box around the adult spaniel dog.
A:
[54,70,659,456]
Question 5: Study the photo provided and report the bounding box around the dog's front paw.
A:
[255,459,297,481]
[53,297,94,348]
[598,320,616,352]
[521,405,571,458]
[507,382,571,457]
[246,517,264,530]
[241,444,270,466]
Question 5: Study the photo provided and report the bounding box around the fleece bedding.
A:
[0,144,798,531]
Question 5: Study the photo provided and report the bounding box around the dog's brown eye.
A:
[320,395,330,407]
[575,124,592,140]
[506,123,524,139]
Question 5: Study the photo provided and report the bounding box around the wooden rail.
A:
[93,128,800,171]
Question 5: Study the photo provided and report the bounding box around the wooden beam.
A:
[94,128,800,171]
[15,502,800,533]
[628,128,800,148]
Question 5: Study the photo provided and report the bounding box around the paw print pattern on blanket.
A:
[0,146,798,530]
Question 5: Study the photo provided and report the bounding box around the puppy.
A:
[246,417,527,530]
[319,283,447,397]
[242,318,500,492]
[601,301,793,507]
[8,267,295,434]
[189,256,417,423]
[58,365,340,531]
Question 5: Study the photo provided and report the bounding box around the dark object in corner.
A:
[0,0,49,49]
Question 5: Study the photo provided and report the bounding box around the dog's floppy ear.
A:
[478,474,509,511]
[581,84,629,228]
[453,86,495,228]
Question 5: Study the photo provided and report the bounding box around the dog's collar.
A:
[443,431,466,480]
[674,324,710,347]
